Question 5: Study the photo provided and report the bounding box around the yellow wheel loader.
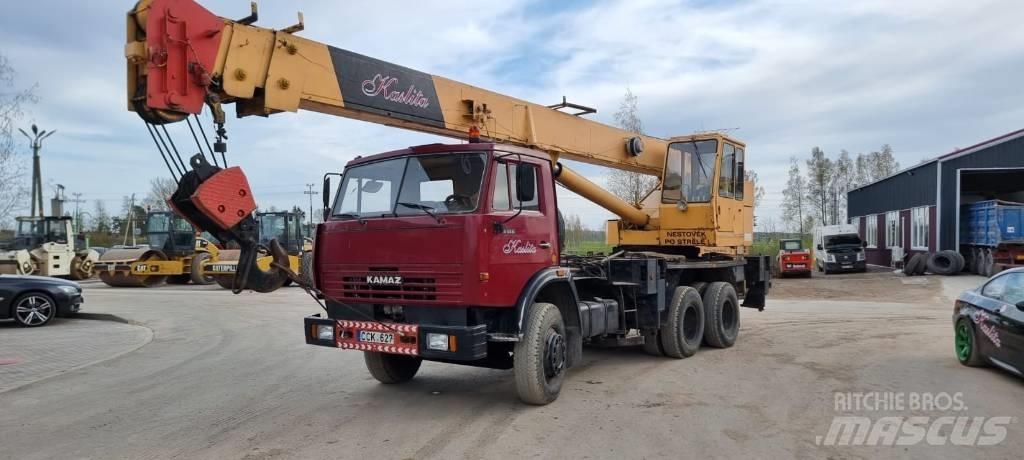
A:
[204,211,312,290]
[0,216,99,280]
[95,211,220,287]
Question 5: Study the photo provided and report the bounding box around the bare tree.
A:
[0,53,37,225]
[868,144,900,181]
[805,147,833,225]
[606,88,658,207]
[744,170,766,209]
[142,176,177,211]
[781,158,808,233]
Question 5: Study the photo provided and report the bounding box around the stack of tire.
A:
[903,250,965,276]
[965,247,998,277]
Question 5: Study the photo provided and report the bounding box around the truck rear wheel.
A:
[659,286,704,358]
[364,352,422,384]
[514,302,566,405]
[702,282,739,349]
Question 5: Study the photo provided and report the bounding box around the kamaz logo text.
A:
[366,275,402,286]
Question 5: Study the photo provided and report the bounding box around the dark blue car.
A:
[953,268,1024,375]
[0,274,83,327]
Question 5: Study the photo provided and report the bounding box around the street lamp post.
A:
[18,124,56,218]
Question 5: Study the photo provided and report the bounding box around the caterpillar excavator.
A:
[204,210,313,290]
[95,210,220,287]
[124,0,770,404]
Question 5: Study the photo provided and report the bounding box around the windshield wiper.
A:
[336,213,367,225]
[397,202,442,224]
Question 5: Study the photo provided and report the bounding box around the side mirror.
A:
[1016,301,1024,311]
[516,165,535,202]
[817,244,823,250]
[862,241,868,247]
[322,177,331,210]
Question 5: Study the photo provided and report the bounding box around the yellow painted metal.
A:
[125,2,756,255]
[555,165,649,227]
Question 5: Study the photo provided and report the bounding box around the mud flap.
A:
[742,255,771,311]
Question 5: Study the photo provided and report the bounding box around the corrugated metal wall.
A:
[848,162,938,217]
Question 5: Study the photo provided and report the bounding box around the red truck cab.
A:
[309,143,560,364]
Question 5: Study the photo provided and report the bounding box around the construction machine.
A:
[0,216,99,279]
[95,210,220,287]
[204,210,313,290]
[124,0,770,404]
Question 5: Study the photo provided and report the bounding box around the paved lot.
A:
[0,313,151,393]
[1,274,1022,459]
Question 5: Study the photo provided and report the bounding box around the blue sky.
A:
[2,0,1023,229]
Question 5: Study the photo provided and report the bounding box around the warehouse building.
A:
[847,128,1024,267]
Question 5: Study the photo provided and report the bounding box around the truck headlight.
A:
[826,254,836,263]
[316,324,335,341]
[857,251,865,261]
[427,333,449,351]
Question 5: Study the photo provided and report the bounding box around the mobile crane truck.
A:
[123,0,770,404]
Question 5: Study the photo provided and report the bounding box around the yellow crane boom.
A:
[125,0,753,253]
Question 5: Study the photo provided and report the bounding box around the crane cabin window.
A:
[663,140,717,204]
[719,144,736,198]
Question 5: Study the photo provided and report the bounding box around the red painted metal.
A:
[189,166,257,230]
[316,144,558,308]
[778,251,811,275]
[336,320,419,356]
[145,0,223,115]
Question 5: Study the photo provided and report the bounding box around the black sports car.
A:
[0,274,84,327]
[953,267,1024,375]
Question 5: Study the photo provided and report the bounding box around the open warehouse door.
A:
[957,168,1024,275]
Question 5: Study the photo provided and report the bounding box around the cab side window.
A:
[492,162,540,212]
[719,144,735,198]
[734,147,745,200]
[491,163,511,211]
[510,163,540,211]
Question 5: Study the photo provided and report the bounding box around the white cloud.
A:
[1,0,1022,230]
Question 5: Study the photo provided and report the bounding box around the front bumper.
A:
[55,292,84,315]
[304,316,487,361]
[824,260,867,272]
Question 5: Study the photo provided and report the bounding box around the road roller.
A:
[96,211,220,287]
[204,211,312,290]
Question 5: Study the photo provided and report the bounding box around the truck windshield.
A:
[333,152,487,218]
[664,140,717,203]
[824,234,862,247]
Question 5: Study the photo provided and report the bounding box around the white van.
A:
[813,224,867,274]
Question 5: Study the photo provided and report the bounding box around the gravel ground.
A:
[0,275,1021,459]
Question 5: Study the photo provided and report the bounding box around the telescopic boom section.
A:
[125,0,661,227]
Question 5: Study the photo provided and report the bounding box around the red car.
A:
[777,239,812,277]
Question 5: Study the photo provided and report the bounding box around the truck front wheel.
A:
[364,352,422,384]
[514,302,566,405]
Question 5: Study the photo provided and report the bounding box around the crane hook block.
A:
[190,166,257,231]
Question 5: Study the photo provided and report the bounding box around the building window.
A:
[912,206,929,250]
[886,211,901,248]
[866,214,878,248]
